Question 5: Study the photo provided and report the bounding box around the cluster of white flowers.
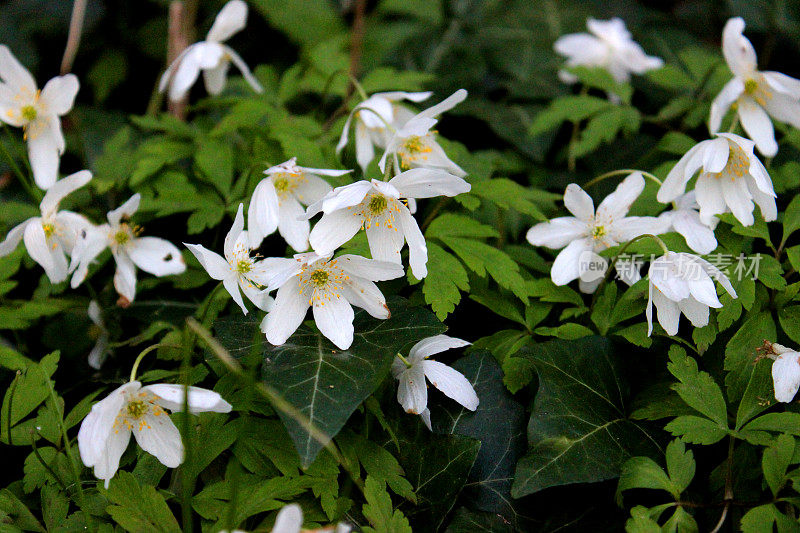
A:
[543,16,800,402]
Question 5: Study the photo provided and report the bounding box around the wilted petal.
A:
[772,352,800,403]
[396,364,427,415]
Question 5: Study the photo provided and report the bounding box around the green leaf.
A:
[533,323,594,340]
[665,439,695,496]
[625,506,662,533]
[779,306,800,345]
[216,298,444,467]
[421,243,469,320]
[663,415,728,445]
[657,132,697,155]
[735,359,774,430]
[469,178,547,220]
[740,503,800,533]
[529,95,611,136]
[725,312,776,403]
[511,337,660,497]
[617,457,675,502]
[251,0,345,47]
[756,255,786,290]
[431,352,525,518]
[666,346,728,427]
[194,137,234,196]
[783,194,800,243]
[1,351,59,445]
[362,476,412,533]
[763,434,794,497]
[0,488,45,532]
[105,471,181,532]
[337,431,415,503]
[425,214,499,240]
[440,237,528,302]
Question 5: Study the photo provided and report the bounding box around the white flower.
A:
[709,17,800,157]
[69,194,186,302]
[305,170,470,279]
[185,203,282,314]
[261,252,404,350]
[158,0,263,102]
[0,45,79,189]
[646,252,736,336]
[267,503,351,533]
[378,89,467,177]
[657,191,718,255]
[87,301,110,370]
[658,133,777,228]
[768,343,800,403]
[0,170,92,283]
[337,91,432,172]
[77,381,231,488]
[553,17,663,85]
[248,158,350,252]
[392,335,478,430]
[526,172,668,291]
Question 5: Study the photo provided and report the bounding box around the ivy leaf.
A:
[431,352,525,520]
[511,337,660,497]
[215,298,444,467]
[105,471,181,532]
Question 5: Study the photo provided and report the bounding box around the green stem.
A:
[6,371,20,446]
[583,169,663,190]
[347,74,368,101]
[0,130,39,202]
[129,343,180,382]
[591,233,669,305]
[395,352,413,369]
[180,331,194,533]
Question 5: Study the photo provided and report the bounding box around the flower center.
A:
[21,105,37,122]
[742,75,772,106]
[299,260,350,306]
[351,193,401,231]
[714,145,748,180]
[369,195,387,214]
[398,134,433,169]
[309,269,329,287]
[591,225,606,239]
[42,222,55,238]
[744,78,758,95]
[270,172,304,199]
[114,230,130,245]
[236,258,252,274]
[126,400,149,419]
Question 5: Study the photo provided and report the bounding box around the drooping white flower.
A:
[657,191,718,255]
[261,252,404,350]
[337,91,432,172]
[77,381,231,488]
[248,158,350,252]
[158,0,263,102]
[266,503,351,533]
[646,252,736,336]
[0,170,92,283]
[658,133,776,228]
[0,45,79,189]
[185,203,283,314]
[305,169,470,279]
[392,335,478,430]
[709,18,800,157]
[69,194,186,302]
[87,301,110,370]
[553,17,663,85]
[378,89,467,177]
[766,343,800,403]
[526,172,668,291]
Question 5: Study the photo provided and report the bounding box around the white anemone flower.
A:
[248,158,350,252]
[526,172,668,291]
[185,203,281,314]
[158,0,263,102]
[78,381,231,488]
[709,18,800,157]
[378,89,467,177]
[0,170,92,283]
[657,133,776,228]
[0,45,79,189]
[261,252,404,350]
[646,252,736,336]
[554,17,663,85]
[305,170,470,279]
[657,191,718,255]
[392,335,478,430]
[87,301,110,370]
[265,503,351,533]
[766,343,800,403]
[337,91,432,172]
[69,193,186,302]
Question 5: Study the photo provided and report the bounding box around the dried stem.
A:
[166,0,196,119]
[60,0,88,74]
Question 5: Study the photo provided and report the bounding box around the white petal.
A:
[158,47,190,94]
[671,211,717,254]
[207,0,247,42]
[70,224,110,288]
[709,78,744,133]
[184,243,230,280]
[132,412,183,468]
[27,117,63,189]
[658,142,707,202]
[292,174,334,204]
[128,237,185,276]
[653,288,681,336]
[250,256,303,291]
[773,353,800,403]
[0,45,36,94]
[550,238,593,286]
[763,91,800,129]
[224,47,263,93]
[77,382,134,468]
[377,91,433,103]
[224,203,246,260]
[39,74,79,115]
[396,365,427,415]
[366,223,404,265]
[687,275,722,308]
[320,181,374,214]
[526,217,586,249]
[389,168,470,199]
[0,220,28,257]
[409,334,470,361]
[677,297,710,328]
[721,175,754,227]
[202,60,229,95]
[312,295,354,350]
[248,179,280,249]
[694,174,727,226]
[168,44,214,102]
[262,277,308,346]
[747,178,778,222]
[763,71,800,98]
[39,169,91,217]
[108,194,140,226]
[113,251,137,302]
[278,198,310,252]
[223,274,249,315]
[341,278,389,319]
[703,137,732,174]
[596,172,645,222]
[420,409,432,431]
[240,278,273,311]
[23,219,56,278]
[272,503,303,533]
[422,360,478,410]
[308,209,364,257]
[397,205,427,279]
[143,384,233,413]
[611,216,671,242]
[355,121,376,174]
[738,98,778,157]
[553,33,605,64]
[336,254,404,281]
[563,184,594,222]
[722,17,758,77]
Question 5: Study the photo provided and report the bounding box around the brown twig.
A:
[60,0,88,74]
[166,1,196,119]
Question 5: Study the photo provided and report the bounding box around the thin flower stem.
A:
[395,352,413,369]
[129,343,181,382]
[0,131,39,202]
[6,371,20,446]
[728,113,740,134]
[60,0,88,74]
[179,332,194,533]
[582,169,663,190]
[347,74,368,102]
